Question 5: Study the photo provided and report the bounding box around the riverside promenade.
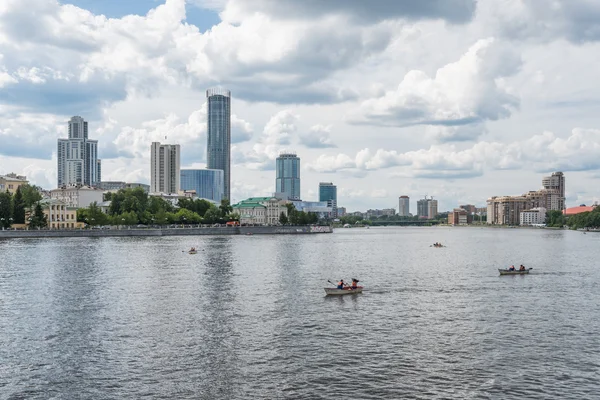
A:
[0,225,333,239]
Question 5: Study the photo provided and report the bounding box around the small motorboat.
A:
[324,286,363,295]
[498,268,532,275]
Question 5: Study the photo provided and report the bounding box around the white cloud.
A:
[299,124,336,148]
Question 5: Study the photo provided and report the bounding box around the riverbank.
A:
[0,225,332,239]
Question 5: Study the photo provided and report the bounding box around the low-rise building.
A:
[448,208,471,225]
[50,185,104,208]
[0,173,28,195]
[233,197,288,225]
[563,205,596,216]
[37,199,84,229]
[520,207,547,226]
[97,181,150,192]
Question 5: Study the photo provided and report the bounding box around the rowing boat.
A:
[498,268,532,275]
[324,286,363,295]
[189,250,197,254]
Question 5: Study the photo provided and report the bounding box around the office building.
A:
[180,169,224,202]
[520,207,547,226]
[57,116,101,187]
[319,182,337,216]
[276,152,301,200]
[207,88,231,200]
[150,142,180,194]
[398,196,410,216]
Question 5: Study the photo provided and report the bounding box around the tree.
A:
[546,210,565,227]
[19,184,42,208]
[279,212,288,225]
[0,191,12,228]
[119,211,139,226]
[219,199,233,218]
[203,205,222,224]
[12,186,25,224]
[29,203,48,229]
[174,208,202,224]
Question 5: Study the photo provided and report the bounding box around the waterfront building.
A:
[448,208,470,225]
[337,207,347,217]
[460,204,477,214]
[319,182,337,217]
[542,171,566,210]
[57,116,101,187]
[207,88,231,200]
[365,208,396,219]
[417,197,438,219]
[398,196,410,217]
[36,199,84,229]
[276,152,301,200]
[520,207,547,226]
[291,200,332,219]
[180,169,224,202]
[49,185,104,208]
[0,173,28,195]
[150,142,180,194]
[563,205,597,216]
[232,197,288,225]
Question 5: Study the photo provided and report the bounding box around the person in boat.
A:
[519,265,526,271]
[190,247,195,252]
[508,265,515,271]
[337,279,345,289]
[351,279,359,289]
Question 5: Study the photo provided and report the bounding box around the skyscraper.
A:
[417,196,437,219]
[150,142,180,194]
[276,152,301,200]
[207,88,231,200]
[398,196,410,216]
[180,169,224,202]
[542,171,565,210]
[57,116,101,187]
[319,182,337,216]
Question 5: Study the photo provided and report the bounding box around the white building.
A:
[398,196,410,217]
[57,116,101,187]
[233,197,288,225]
[520,207,547,226]
[50,185,104,208]
[150,142,180,194]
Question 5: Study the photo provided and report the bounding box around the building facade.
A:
[520,207,547,226]
[49,185,104,208]
[150,142,180,194]
[38,199,84,229]
[232,197,288,225]
[398,196,410,217]
[365,208,396,219]
[417,197,437,219]
[448,208,471,225]
[319,182,337,217]
[97,181,150,192]
[542,171,566,210]
[0,173,28,195]
[276,152,301,200]
[180,169,224,202]
[57,116,101,187]
[291,200,332,219]
[207,88,231,200]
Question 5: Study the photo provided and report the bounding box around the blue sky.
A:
[1,0,600,210]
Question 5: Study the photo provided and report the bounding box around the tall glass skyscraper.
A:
[180,169,224,202]
[276,152,301,200]
[206,88,231,200]
[57,116,101,187]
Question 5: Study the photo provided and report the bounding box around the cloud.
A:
[231,114,253,143]
[0,110,65,159]
[221,0,477,25]
[299,124,336,148]
[349,38,521,142]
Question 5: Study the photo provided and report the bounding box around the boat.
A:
[498,268,532,275]
[188,249,197,254]
[324,286,363,295]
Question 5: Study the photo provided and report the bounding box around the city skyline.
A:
[2,1,600,211]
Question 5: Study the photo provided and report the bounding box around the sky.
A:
[1,0,600,212]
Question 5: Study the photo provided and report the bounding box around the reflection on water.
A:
[1,228,600,399]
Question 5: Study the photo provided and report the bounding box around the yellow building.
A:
[0,173,28,195]
[38,199,84,229]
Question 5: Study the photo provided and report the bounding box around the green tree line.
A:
[0,185,46,229]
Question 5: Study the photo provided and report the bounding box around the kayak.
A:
[498,268,532,275]
[324,286,363,295]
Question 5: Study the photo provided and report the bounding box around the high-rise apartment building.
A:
[319,182,337,216]
[417,196,437,219]
[57,116,101,187]
[150,142,180,194]
[207,88,231,200]
[398,196,410,216]
[542,171,565,210]
[180,169,224,202]
[276,152,301,200]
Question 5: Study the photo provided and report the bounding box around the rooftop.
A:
[563,205,596,216]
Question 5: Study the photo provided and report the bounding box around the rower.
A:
[337,279,344,289]
[519,265,526,271]
[509,265,515,271]
[351,279,359,289]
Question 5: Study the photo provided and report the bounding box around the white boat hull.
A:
[324,287,363,295]
[498,268,531,275]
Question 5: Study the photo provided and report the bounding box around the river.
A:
[1,227,599,399]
